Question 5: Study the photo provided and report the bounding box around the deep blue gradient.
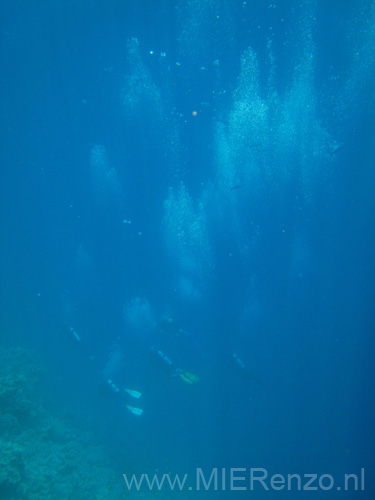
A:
[1,1,374,499]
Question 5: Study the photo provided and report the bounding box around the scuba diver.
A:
[150,346,200,384]
[64,324,96,362]
[160,315,200,350]
[105,379,144,416]
[231,353,254,380]
[65,325,145,416]
[69,325,82,343]
[233,353,246,371]
[230,352,265,388]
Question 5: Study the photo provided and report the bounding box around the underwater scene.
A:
[0,0,374,499]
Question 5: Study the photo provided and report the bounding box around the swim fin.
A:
[126,405,143,416]
[125,388,142,399]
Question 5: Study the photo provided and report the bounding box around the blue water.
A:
[1,1,374,499]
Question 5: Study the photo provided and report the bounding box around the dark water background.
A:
[1,1,374,498]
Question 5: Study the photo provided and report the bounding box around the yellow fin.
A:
[178,371,200,384]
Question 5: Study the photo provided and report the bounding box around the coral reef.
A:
[0,347,126,500]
